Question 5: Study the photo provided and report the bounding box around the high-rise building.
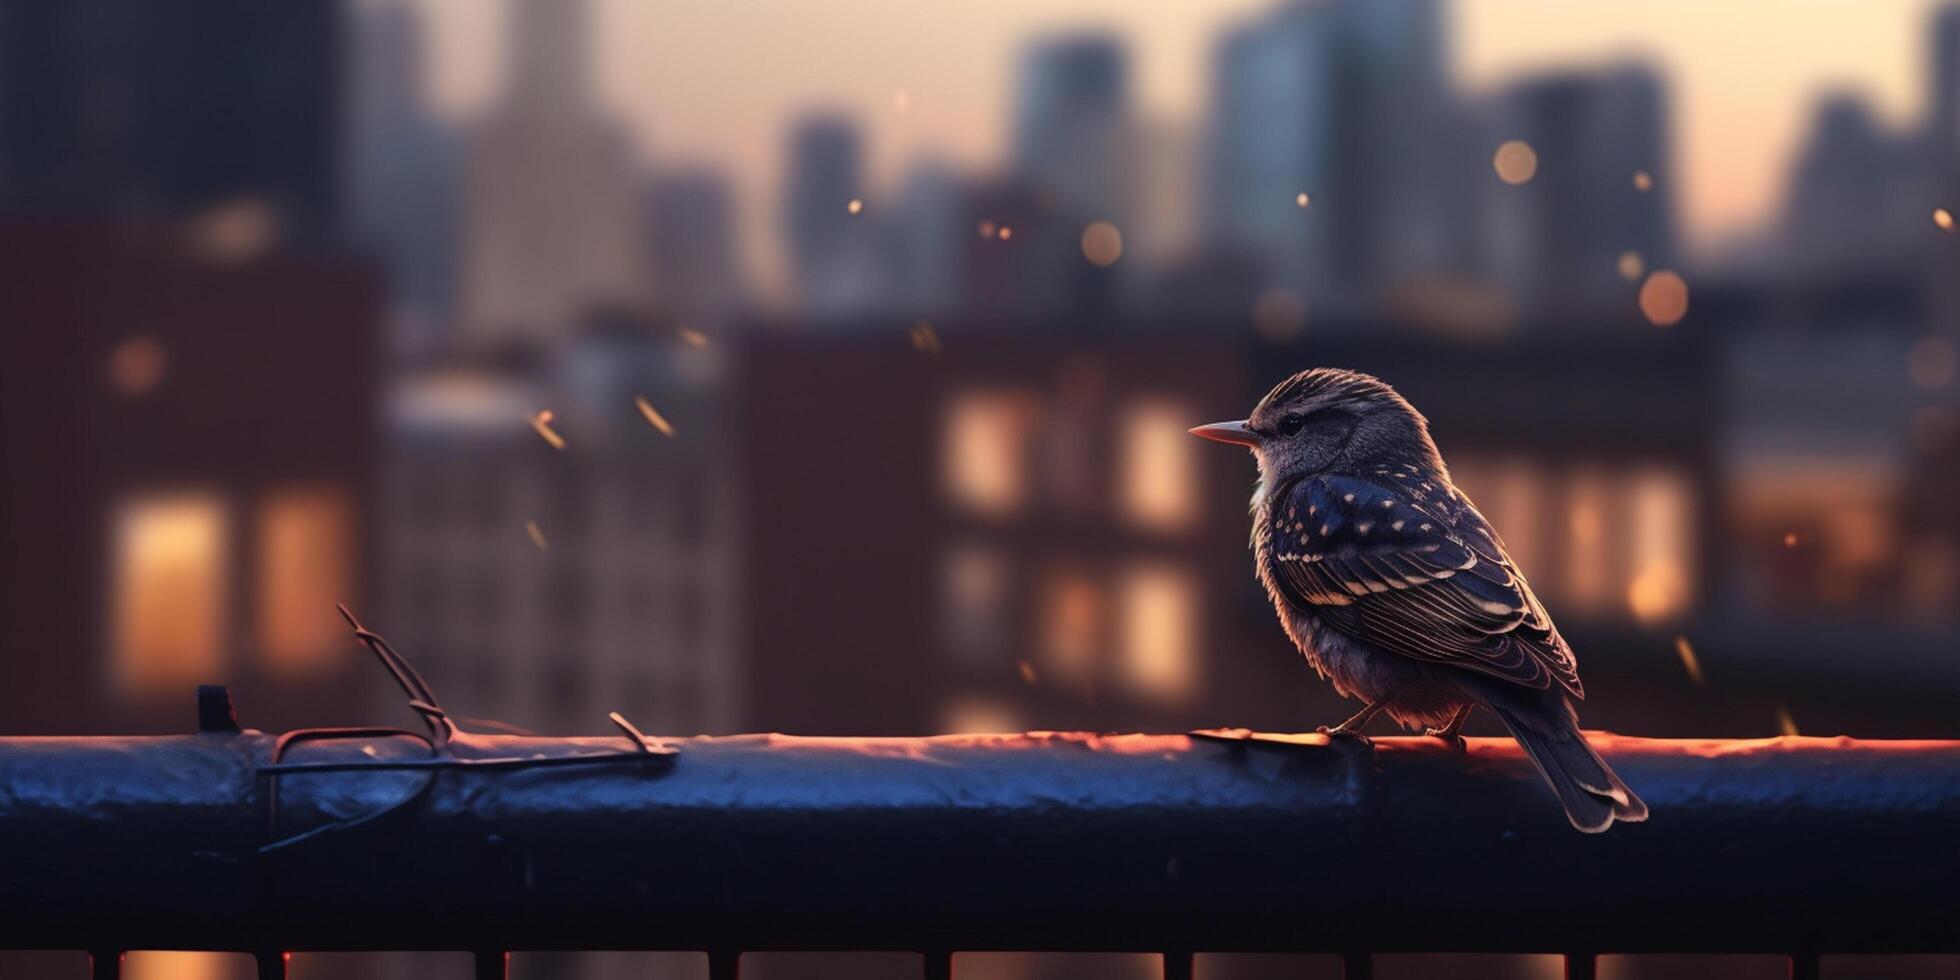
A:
[1203,0,1461,313]
[456,0,646,349]
[645,169,745,327]
[1778,92,1925,283]
[1481,64,1676,320]
[781,114,882,317]
[0,0,341,242]
[380,333,741,748]
[1204,2,1339,302]
[1931,3,1960,165]
[348,0,463,354]
[1012,33,1132,225]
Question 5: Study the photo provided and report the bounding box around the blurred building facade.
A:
[0,0,342,244]
[0,222,380,736]
[348,0,463,356]
[456,0,645,349]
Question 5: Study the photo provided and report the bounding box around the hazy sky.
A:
[418,0,1947,284]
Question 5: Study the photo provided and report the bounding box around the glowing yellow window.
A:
[1117,563,1199,704]
[943,390,1036,517]
[1625,467,1695,624]
[257,485,354,673]
[1116,399,1198,533]
[110,493,228,696]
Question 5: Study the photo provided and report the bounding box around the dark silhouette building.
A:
[0,0,342,243]
[0,222,380,736]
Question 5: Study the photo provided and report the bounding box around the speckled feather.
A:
[1259,468,1583,699]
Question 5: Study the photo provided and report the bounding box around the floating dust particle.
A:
[1936,207,1954,231]
[678,327,709,348]
[1784,531,1799,548]
[1776,706,1800,736]
[1017,660,1038,686]
[1673,635,1705,687]
[525,520,549,552]
[1633,170,1653,192]
[1617,250,1645,281]
[634,396,675,437]
[909,321,942,354]
[1295,191,1310,207]
[530,410,566,450]
[847,198,863,215]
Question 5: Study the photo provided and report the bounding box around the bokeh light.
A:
[105,336,167,398]
[1492,140,1538,185]
[1080,221,1123,267]
[1906,336,1956,388]
[1638,270,1690,326]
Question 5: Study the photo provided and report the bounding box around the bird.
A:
[1190,367,1647,833]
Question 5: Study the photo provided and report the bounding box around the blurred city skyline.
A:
[408,0,1953,295]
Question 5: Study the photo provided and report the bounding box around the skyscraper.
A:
[1931,3,1960,166]
[1204,2,1339,300]
[0,0,341,241]
[1012,33,1133,225]
[645,169,745,327]
[348,0,462,352]
[1482,64,1676,320]
[1778,92,1927,284]
[1203,0,1460,314]
[457,0,646,349]
[781,115,880,316]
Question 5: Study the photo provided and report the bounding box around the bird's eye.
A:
[1275,414,1306,436]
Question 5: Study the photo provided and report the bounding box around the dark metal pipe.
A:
[1343,952,1373,980]
[1161,950,1192,980]
[3,731,1958,956]
[474,950,508,980]
[923,951,952,980]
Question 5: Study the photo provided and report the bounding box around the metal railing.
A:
[5,722,1959,980]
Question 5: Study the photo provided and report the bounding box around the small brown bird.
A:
[1192,367,1647,832]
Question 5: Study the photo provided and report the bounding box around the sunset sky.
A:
[417,0,1948,282]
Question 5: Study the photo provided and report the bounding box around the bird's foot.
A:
[1423,726,1466,749]
[1315,724,1372,746]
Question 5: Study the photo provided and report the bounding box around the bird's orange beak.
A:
[1188,419,1260,448]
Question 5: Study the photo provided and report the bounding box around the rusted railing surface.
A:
[3,728,1958,979]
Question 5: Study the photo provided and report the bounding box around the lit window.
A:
[939,696,1022,735]
[1037,566,1102,679]
[1624,468,1695,623]
[257,485,354,673]
[943,390,1036,516]
[1561,468,1614,616]
[1116,399,1198,533]
[941,544,1008,664]
[110,493,228,697]
[1117,563,1199,704]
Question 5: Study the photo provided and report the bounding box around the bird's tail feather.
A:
[1488,704,1648,833]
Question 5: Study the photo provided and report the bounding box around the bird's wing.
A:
[1265,472,1583,697]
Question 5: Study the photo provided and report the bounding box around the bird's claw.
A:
[1423,727,1466,749]
[1315,725,1372,746]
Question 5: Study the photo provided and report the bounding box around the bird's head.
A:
[1189,367,1444,484]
